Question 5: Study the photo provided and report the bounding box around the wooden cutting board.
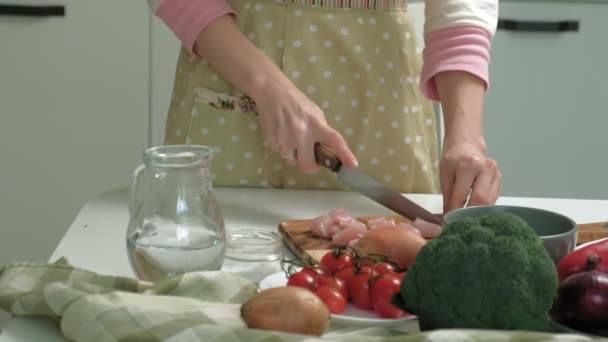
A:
[278,216,608,265]
[578,221,608,245]
[279,216,415,265]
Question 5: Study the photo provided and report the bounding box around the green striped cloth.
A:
[0,258,602,342]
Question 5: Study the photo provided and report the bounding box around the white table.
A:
[2,187,608,341]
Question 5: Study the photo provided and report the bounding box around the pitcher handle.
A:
[128,164,145,217]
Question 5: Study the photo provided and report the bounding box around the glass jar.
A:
[126,145,225,282]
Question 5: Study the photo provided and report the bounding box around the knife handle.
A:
[314,143,342,172]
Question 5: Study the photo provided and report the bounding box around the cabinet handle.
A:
[0,4,65,17]
[498,19,579,32]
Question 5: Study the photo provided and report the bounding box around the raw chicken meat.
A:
[397,222,422,236]
[310,208,360,242]
[396,222,415,230]
[332,223,368,246]
[412,218,443,238]
[310,214,334,239]
[330,208,358,225]
[367,217,397,230]
[309,208,443,246]
[327,224,344,237]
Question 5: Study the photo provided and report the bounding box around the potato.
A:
[241,286,330,336]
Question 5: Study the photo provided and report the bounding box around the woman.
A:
[147,0,502,213]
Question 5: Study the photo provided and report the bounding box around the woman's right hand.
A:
[251,81,358,174]
[194,15,356,174]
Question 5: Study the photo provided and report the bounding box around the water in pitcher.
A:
[127,221,225,282]
[126,145,227,282]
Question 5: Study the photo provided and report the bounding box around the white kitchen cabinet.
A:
[484,1,608,199]
[0,1,150,264]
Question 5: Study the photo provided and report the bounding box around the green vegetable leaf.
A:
[391,292,407,310]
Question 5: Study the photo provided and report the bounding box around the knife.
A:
[314,143,443,225]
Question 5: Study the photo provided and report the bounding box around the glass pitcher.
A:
[126,145,226,282]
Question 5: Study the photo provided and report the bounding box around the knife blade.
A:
[315,143,443,224]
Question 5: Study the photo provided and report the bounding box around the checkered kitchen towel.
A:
[0,258,600,342]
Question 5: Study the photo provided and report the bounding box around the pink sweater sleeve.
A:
[154,0,236,55]
[420,26,492,101]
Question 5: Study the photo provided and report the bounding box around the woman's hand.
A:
[251,82,357,173]
[435,71,502,213]
[194,15,356,173]
[440,138,502,213]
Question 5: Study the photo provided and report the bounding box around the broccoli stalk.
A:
[392,212,558,331]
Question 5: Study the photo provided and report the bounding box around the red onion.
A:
[554,253,608,333]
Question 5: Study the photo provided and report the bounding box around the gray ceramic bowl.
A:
[443,205,577,264]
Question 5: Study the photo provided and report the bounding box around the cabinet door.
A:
[484,2,608,199]
[0,0,149,264]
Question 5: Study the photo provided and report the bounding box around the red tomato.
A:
[335,266,371,288]
[370,274,402,303]
[301,265,330,277]
[315,286,347,314]
[320,250,355,275]
[373,300,407,319]
[335,266,355,285]
[557,240,608,283]
[317,275,347,299]
[358,257,378,268]
[370,273,405,318]
[287,270,316,291]
[349,272,373,310]
[372,262,398,276]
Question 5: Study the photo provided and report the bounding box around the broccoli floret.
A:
[392,212,558,331]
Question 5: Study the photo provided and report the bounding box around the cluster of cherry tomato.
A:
[285,247,411,319]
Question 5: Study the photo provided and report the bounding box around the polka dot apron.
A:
[164,0,440,193]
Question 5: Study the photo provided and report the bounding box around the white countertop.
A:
[2,187,608,341]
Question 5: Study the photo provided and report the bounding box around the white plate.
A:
[258,271,417,327]
[576,237,608,250]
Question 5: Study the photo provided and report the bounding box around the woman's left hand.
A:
[440,138,502,213]
[433,71,502,213]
